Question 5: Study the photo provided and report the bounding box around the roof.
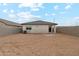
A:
[0,18,21,26]
[21,20,58,25]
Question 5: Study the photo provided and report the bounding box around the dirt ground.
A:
[0,33,79,56]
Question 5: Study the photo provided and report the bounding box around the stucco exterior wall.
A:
[23,25,49,33]
[0,22,21,36]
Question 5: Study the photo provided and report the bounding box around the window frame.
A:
[26,27,32,30]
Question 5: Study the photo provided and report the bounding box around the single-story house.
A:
[0,18,21,36]
[0,18,58,36]
[21,20,58,33]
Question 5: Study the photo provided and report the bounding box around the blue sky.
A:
[0,3,79,26]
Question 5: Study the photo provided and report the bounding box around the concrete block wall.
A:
[57,26,79,37]
[0,26,21,36]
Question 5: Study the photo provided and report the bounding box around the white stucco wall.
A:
[23,25,49,33]
[52,25,57,33]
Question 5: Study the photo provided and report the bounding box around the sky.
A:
[0,3,79,26]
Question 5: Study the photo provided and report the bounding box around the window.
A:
[26,27,32,30]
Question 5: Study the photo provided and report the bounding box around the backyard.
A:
[0,33,79,56]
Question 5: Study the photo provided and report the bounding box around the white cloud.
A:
[45,13,53,16]
[45,13,56,16]
[18,3,43,11]
[34,15,41,18]
[17,12,41,18]
[45,13,49,16]
[8,14,16,18]
[17,12,34,18]
[7,13,17,22]
[3,9,15,14]
[3,3,7,6]
[10,9,14,13]
[18,3,43,8]
[3,9,8,13]
[31,8,39,11]
[54,5,59,10]
[17,12,42,22]
[0,3,1,6]
[74,17,79,20]
[18,3,33,8]
[73,17,79,26]
[52,13,56,16]
[7,12,31,23]
[65,5,71,10]
[7,11,41,23]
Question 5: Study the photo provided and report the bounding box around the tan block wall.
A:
[0,22,21,36]
[0,22,6,26]
[57,26,79,36]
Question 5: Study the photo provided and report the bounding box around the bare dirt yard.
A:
[0,33,79,56]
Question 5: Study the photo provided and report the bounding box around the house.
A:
[21,20,58,33]
[0,18,58,36]
[0,18,21,36]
